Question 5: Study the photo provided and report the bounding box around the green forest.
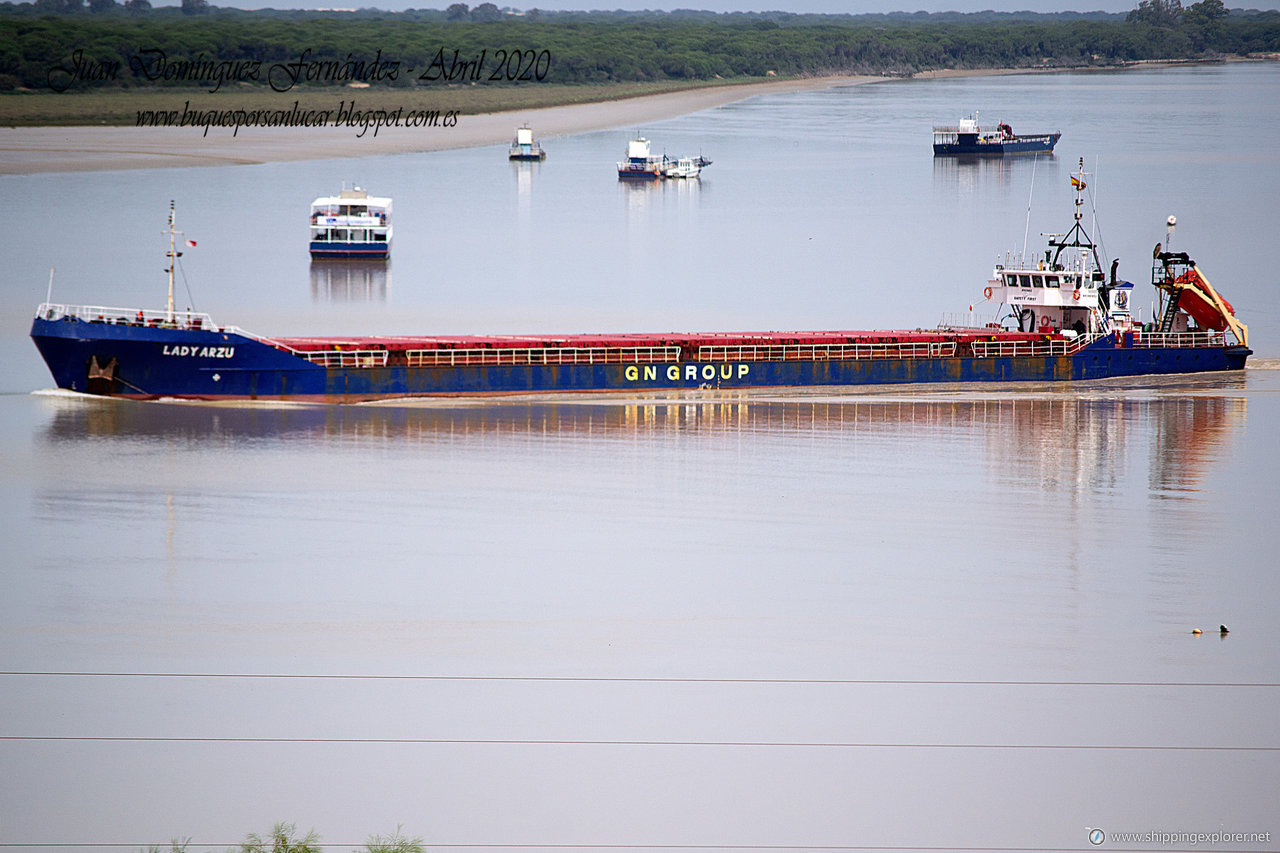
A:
[1,0,1278,94]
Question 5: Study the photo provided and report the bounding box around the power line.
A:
[0,840,1249,845]
[1,736,1273,750]
[1,672,1275,688]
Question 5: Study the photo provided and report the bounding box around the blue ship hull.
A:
[934,132,1061,156]
[309,241,389,259]
[30,316,1250,403]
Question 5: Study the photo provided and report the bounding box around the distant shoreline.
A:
[0,75,882,175]
[0,60,1252,176]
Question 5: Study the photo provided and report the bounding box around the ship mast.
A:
[164,200,184,323]
[1048,158,1103,276]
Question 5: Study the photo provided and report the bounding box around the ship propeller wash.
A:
[31,167,1250,403]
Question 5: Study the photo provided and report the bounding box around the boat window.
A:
[1015,274,1029,287]
[1045,275,1060,288]
[1031,275,1043,288]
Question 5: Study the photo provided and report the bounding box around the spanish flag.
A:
[1070,175,1087,191]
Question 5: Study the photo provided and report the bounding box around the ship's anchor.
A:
[86,355,118,395]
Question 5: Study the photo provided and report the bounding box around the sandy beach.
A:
[0,75,880,175]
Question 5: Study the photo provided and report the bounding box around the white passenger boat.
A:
[309,188,392,259]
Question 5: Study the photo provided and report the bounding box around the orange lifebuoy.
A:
[1072,289,1081,301]
[983,286,993,300]
[1038,315,1053,332]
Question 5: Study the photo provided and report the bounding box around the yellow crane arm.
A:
[1191,265,1249,349]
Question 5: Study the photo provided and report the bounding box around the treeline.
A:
[2,4,1278,93]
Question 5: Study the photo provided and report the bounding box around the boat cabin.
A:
[989,260,1105,335]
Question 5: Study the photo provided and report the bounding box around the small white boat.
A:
[664,157,702,179]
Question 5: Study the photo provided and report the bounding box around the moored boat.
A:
[508,126,546,161]
[309,187,392,259]
[30,170,1250,404]
[617,137,666,180]
[664,157,702,179]
[933,114,1061,156]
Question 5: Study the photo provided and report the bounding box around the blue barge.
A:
[933,115,1060,156]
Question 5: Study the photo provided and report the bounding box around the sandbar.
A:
[0,75,880,175]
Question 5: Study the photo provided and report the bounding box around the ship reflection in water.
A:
[620,175,702,217]
[309,259,391,302]
[39,376,1248,501]
[932,151,1060,195]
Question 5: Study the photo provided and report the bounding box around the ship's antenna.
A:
[46,267,55,305]
[1165,214,1176,252]
[1021,153,1038,262]
[1091,157,1098,254]
[1089,156,1107,269]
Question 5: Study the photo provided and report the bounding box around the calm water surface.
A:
[2,64,1279,853]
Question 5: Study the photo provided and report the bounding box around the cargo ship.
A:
[30,168,1250,403]
[933,115,1061,156]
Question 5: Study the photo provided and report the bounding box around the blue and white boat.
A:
[308,188,392,259]
[617,137,666,180]
[933,114,1060,156]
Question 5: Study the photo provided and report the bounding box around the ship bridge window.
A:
[1016,274,1031,287]
[1031,275,1043,288]
[1045,275,1061,288]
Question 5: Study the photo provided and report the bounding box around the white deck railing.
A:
[298,350,389,368]
[969,334,1097,358]
[1131,330,1227,349]
[36,303,216,330]
[698,342,958,362]
[406,346,681,368]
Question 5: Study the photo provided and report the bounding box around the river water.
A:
[1,63,1278,853]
